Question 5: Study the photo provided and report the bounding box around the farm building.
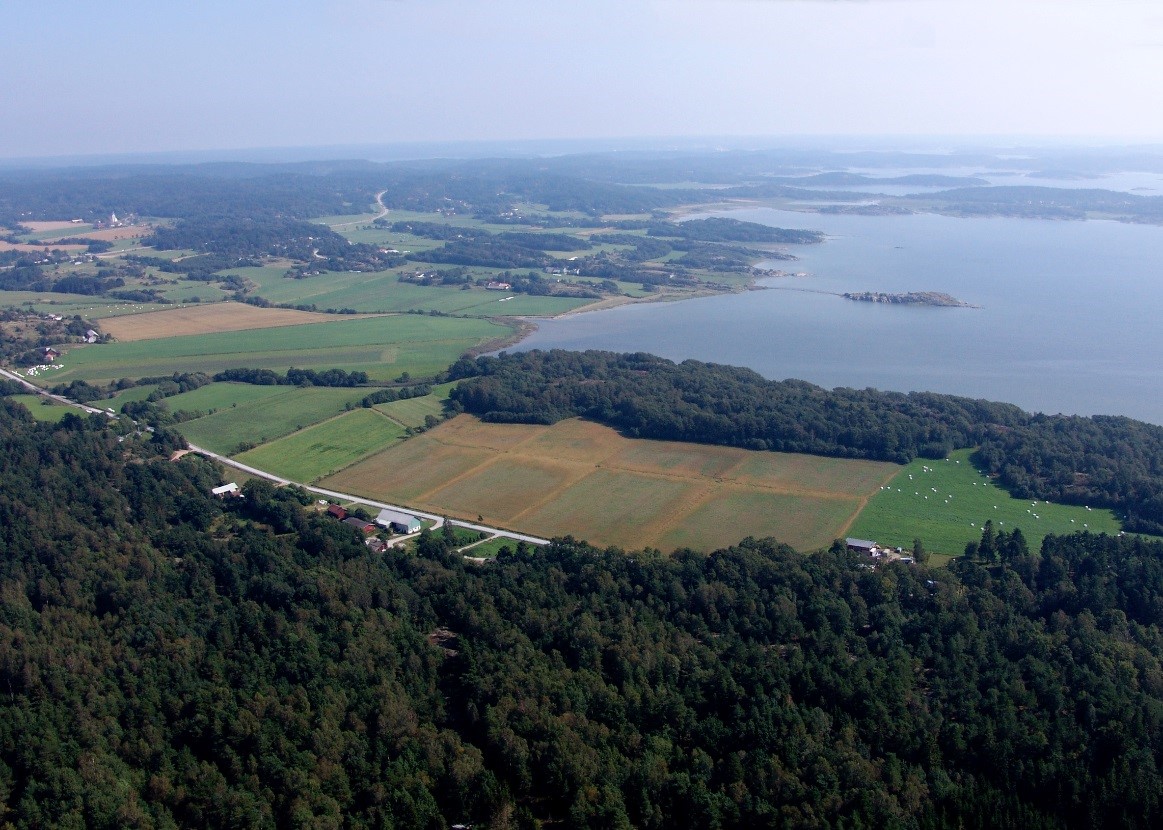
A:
[343,517,377,535]
[42,347,61,361]
[376,508,422,534]
[846,537,878,554]
[326,504,348,520]
[211,482,240,497]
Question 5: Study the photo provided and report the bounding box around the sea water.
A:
[514,207,1163,425]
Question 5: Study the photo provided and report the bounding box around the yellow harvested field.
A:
[99,302,373,341]
[83,226,150,241]
[322,415,900,552]
[0,240,85,252]
[327,434,496,503]
[427,416,550,452]
[22,221,80,232]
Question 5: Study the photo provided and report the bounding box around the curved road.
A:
[325,190,389,229]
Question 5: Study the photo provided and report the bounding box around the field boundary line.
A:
[505,466,603,525]
[836,465,909,538]
[629,481,719,545]
[238,406,410,484]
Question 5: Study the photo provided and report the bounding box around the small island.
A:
[843,291,977,308]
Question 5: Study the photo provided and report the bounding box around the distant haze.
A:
[3,0,1162,159]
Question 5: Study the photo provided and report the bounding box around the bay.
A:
[513,208,1163,425]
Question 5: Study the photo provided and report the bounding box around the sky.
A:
[3,0,1163,159]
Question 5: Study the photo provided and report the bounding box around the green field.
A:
[233,408,406,482]
[375,394,448,428]
[229,266,594,316]
[103,385,159,410]
[163,382,291,414]
[847,448,1124,556]
[0,292,172,318]
[8,395,72,422]
[175,387,369,455]
[458,535,539,558]
[42,314,509,383]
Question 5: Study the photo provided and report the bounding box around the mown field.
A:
[99,302,357,341]
[175,387,369,455]
[322,415,898,552]
[42,314,509,383]
[233,408,407,482]
[0,292,177,318]
[9,395,71,422]
[847,448,1124,556]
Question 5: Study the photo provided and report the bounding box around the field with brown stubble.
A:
[321,415,900,552]
[99,302,373,341]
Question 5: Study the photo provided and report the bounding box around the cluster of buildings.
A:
[325,503,423,550]
[845,537,915,565]
[209,486,425,553]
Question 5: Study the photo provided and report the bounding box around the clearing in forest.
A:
[847,448,1124,557]
[322,415,899,552]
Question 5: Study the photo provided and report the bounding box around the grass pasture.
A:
[175,387,368,455]
[103,385,159,410]
[0,292,172,318]
[233,408,406,482]
[375,394,447,429]
[459,535,542,558]
[8,395,72,422]
[43,314,509,383]
[847,448,1124,556]
[322,415,898,552]
[164,382,291,414]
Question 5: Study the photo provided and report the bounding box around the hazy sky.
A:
[4,0,1162,159]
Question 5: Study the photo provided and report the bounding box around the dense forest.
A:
[447,350,1163,533]
[2,397,1163,828]
[646,217,824,245]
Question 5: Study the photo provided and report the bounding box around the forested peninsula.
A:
[3,397,1163,828]
[448,350,1163,534]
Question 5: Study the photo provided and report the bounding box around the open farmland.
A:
[163,382,292,413]
[847,448,1125,556]
[375,391,449,428]
[8,395,71,422]
[41,314,509,383]
[322,415,898,552]
[236,266,594,316]
[175,386,369,455]
[233,408,406,482]
[0,293,184,318]
[98,302,366,341]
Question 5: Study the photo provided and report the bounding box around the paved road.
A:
[0,367,112,416]
[324,190,389,229]
[189,443,551,546]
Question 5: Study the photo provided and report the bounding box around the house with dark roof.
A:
[343,517,377,535]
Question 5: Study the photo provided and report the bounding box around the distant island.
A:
[843,290,977,308]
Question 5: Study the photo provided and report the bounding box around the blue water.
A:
[514,208,1163,425]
